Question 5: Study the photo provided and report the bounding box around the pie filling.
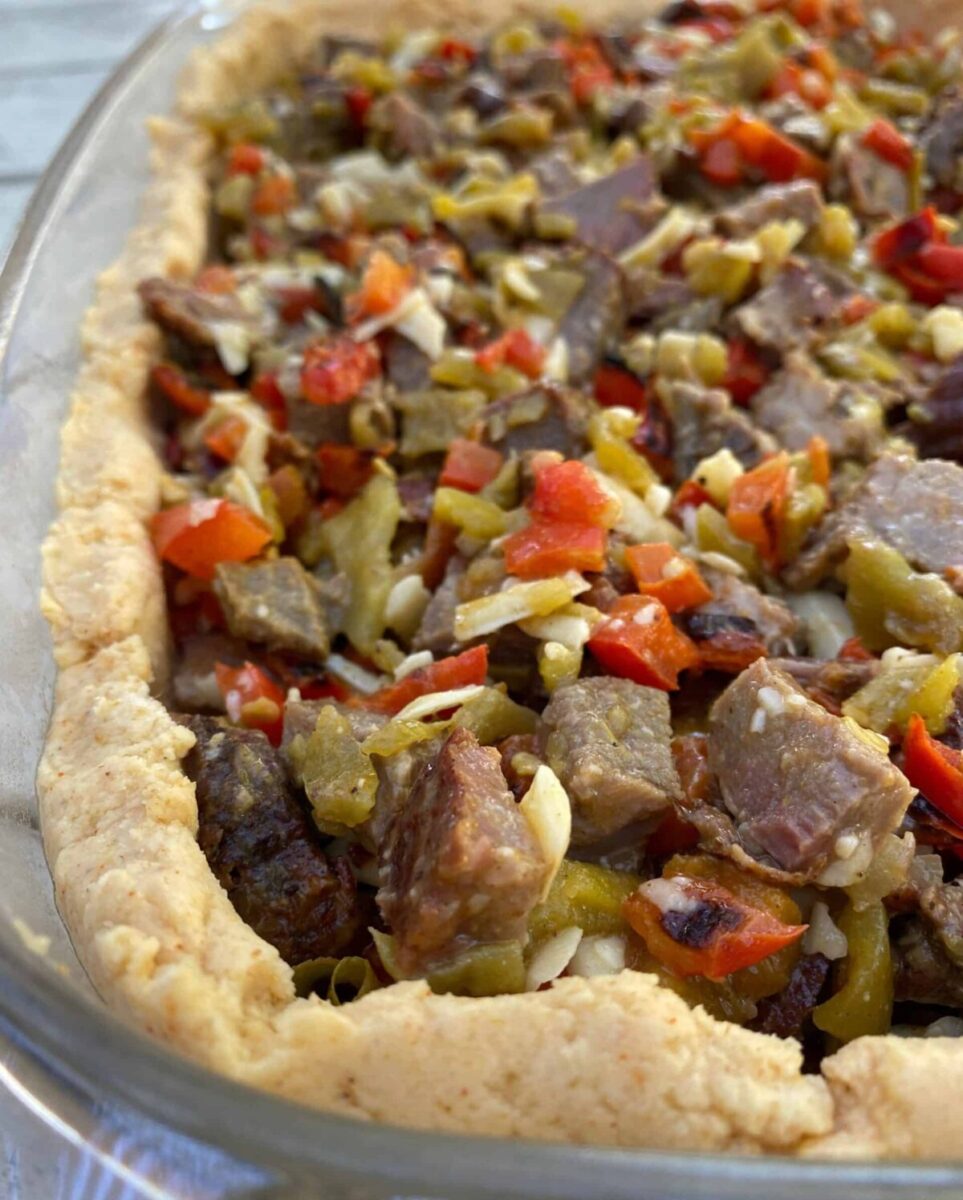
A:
[141,0,963,1053]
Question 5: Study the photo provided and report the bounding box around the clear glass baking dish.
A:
[3,3,963,1195]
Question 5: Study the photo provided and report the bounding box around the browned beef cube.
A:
[536,156,657,256]
[482,383,593,459]
[666,380,776,482]
[715,180,824,238]
[787,453,963,589]
[371,91,443,160]
[377,726,546,974]
[214,557,330,661]
[685,569,798,656]
[907,352,963,462]
[538,677,681,844]
[750,351,886,461]
[182,716,364,964]
[708,659,913,881]
[921,91,963,190]
[556,248,627,383]
[412,559,462,657]
[831,133,910,220]
[139,277,260,356]
[732,261,837,351]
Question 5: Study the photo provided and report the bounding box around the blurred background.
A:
[0,0,177,256]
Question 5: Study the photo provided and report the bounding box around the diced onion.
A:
[394,684,486,722]
[803,901,848,961]
[454,574,589,642]
[786,591,855,660]
[525,926,583,992]
[394,650,433,680]
[568,934,626,978]
[519,764,572,902]
[325,653,385,696]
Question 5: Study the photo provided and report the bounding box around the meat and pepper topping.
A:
[148,0,963,1049]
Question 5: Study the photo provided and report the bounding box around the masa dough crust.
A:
[35,0,960,1157]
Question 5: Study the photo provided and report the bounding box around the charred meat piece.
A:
[767,656,878,714]
[456,71,507,119]
[665,380,777,482]
[377,726,547,974]
[181,716,363,964]
[831,133,909,221]
[214,558,331,661]
[715,180,824,238]
[893,917,963,1009]
[752,953,831,1038]
[383,330,432,393]
[907,353,963,462]
[787,453,963,589]
[708,658,913,881]
[536,156,658,256]
[685,569,798,658]
[624,271,697,324]
[751,351,885,461]
[139,277,261,360]
[538,676,681,844]
[555,247,627,384]
[731,261,837,352]
[370,91,443,160]
[412,558,463,656]
[482,383,593,458]
[922,91,963,191]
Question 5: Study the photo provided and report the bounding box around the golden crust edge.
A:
[35,0,963,1156]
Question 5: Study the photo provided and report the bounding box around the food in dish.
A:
[38,0,963,1155]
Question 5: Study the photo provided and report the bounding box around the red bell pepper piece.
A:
[203,414,249,463]
[588,594,700,690]
[475,328,546,378]
[862,118,914,171]
[593,360,649,411]
[624,542,713,612]
[623,875,807,980]
[914,241,963,287]
[871,207,941,269]
[807,434,831,488]
[702,137,743,186]
[765,60,831,109]
[150,498,272,580]
[215,661,286,745]
[503,521,608,578]
[344,85,373,126]
[837,635,875,662]
[150,362,211,417]
[670,479,716,518]
[226,142,266,177]
[266,464,310,528]
[903,713,963,828]
[530,459,620,528]
[195,264,237,295]
[695,626,768,673]
[724,338,770,405]
[349,249,414,319]
[438,37,477,63]
[251,174,295,216]
[366,645,489,715]
[315,443,374,500]
[300,336,380,406]
[438,439,503,493]
[726,451,791,565]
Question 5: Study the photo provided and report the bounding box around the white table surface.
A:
[1,2,178,1192]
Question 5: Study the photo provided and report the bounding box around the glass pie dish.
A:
[3,2,963,1195]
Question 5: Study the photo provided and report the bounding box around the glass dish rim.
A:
[1,4,962,1193]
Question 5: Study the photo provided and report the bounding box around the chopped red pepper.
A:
[349,249,414,319]
[300,336,380,406]
[150,362,211,417]
[366,645,489,715]
[726,451,791,565]
[530,459,620,528]
[203,414,248,463]
[872,207,941,269]
[151,498,272,580]
[724,338,771,405]
[671,479,716,518]
[588,594,700,690]
[695,626,768,673]
[226,142,266,177]
[195,264,237,294]
[503,520,608,578]
[645,807,700,858]
[690,111,825,187]
[702,137,744,187]
[438,37,477,63]
[624,542,713,612]
[840,293,880,325]
[593,360,649,411]
[903,714,963,828]
[215,661,286,745]
[266,464,309,527]
[439,439,503,493]
[475,328,546,378]
[862,118,914,171]
[251,173,295,216]
[315,443,374,499]
[807,434,831,488]
[838,635,875,662]
[623,875,807,980]
[872,209,963,305]
[765,60,831,109]
[914,241,963,287]
[344,85,373,126]
[556,38,615,105]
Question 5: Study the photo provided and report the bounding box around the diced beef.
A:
[536,157,658,256]
[139,277,261,357]
[456,71,507,119]
[213,557,330,661]
[412,557,463,656]
[181,716,364,964]
[893,916,963,1009]
[624,270,696,323]
[832,133,909,220]
[377,726,547,973]
[482,383,592,458]
[284,392,353,447]
[397,473,435,524]
[731,261,837,352]
[649,294,726,336]
[500,47,568,92]
[499,733,542,801]
[371,91,442,160]
[383,330,432,393]
[529,149,582,199]
[752,953,831,1039]
[708,659,913,881]
[787,453,963,589]
[597,28,637,72]
[750,351,885,461]
[767,656,878,714]
[538,677,681,844]
[685,569,798,655]
[908,353,963,461]
[665,380,777,481]
[922,92,963,190]
[556,248,627,383]
[715,180,825,238]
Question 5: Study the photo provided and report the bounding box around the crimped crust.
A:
[36,0,963,1157]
